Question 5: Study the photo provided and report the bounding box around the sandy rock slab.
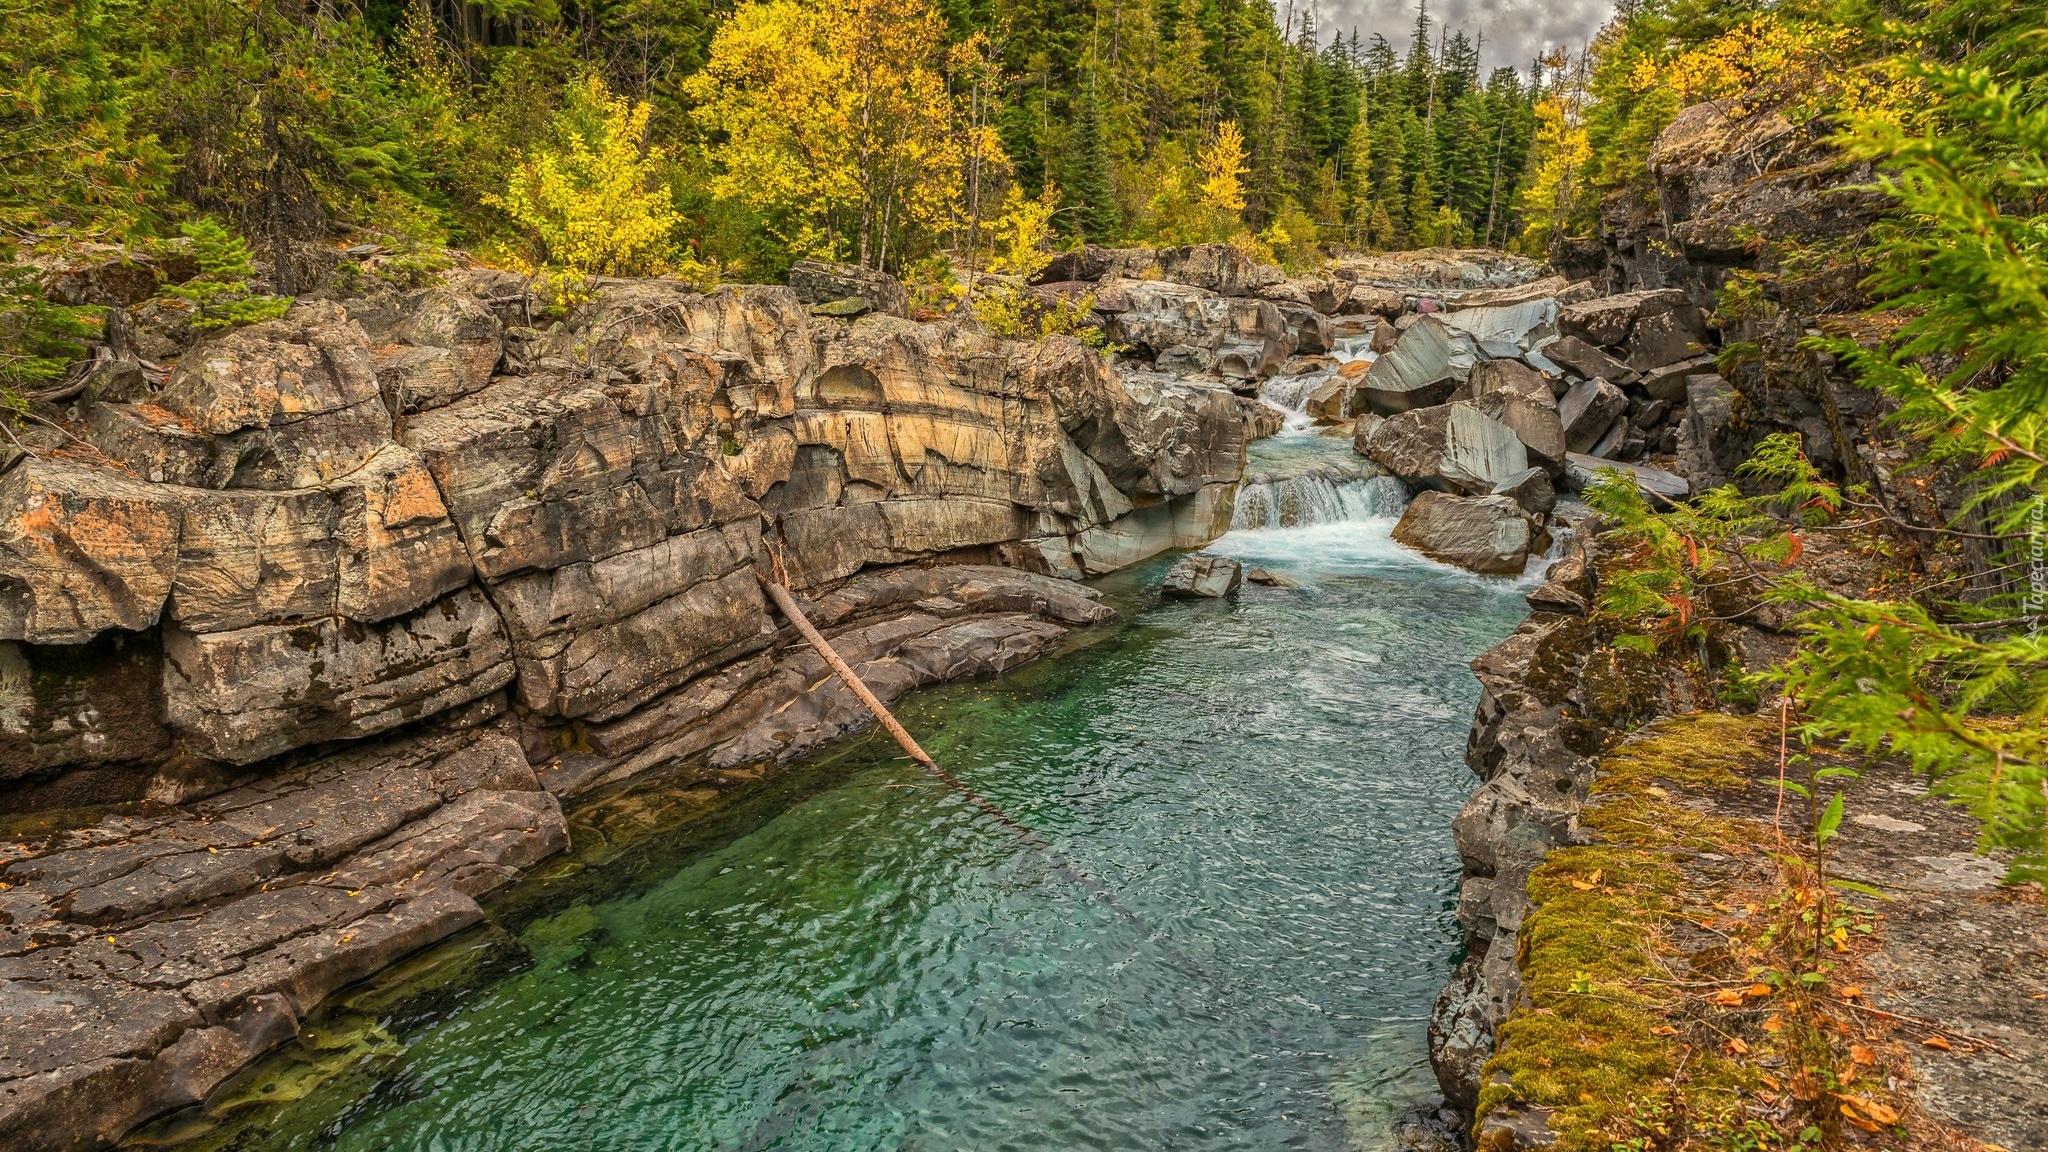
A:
[0,720,566,1152]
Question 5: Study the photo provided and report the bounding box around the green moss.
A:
[1478,714,1775,1150]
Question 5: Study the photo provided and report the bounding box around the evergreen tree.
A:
[1065,73,1121,241]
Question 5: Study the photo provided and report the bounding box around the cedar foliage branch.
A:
[1783,61,2048,882]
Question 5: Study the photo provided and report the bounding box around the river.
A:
[133,428,1535,1152]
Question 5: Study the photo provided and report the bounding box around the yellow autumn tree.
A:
[688,0,986,270]
[1198,120,1248,215]
[487,75,690,279]
[1516,92,1590,255]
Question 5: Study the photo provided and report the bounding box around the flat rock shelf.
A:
[129,439,1535,1152]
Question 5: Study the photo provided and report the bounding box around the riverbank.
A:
[1436,534,2048,1152]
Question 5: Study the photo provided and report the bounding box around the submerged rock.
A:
[1161,554,1244,598]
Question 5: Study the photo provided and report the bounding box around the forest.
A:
[0,0,1544,292]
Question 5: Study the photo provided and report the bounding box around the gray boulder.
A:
[1108,280,1289,380]
[1278,303,1336,354]
[1640,355,1716,402]
[1493,466,1556,515]
[1468,359,1555,408]
[1541,335,1637,384]
[1360,315,1459,413]
[1558,377,1629,453]
[1677,374,1737,490]
[787,259,911,319]
[1440,299,1558,351]
[1472,391,1567,475]
[1366,401,1529,496]
[1161,554,1243,598]
[1627,304,1712,371]
[1392,492,1533,575]
[1563,454,1690,500]
[1558,289,1689,347]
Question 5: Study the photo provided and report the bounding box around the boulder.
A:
[1352,412,1385,455]
[1563,454,1690,500]
[1392,492,1532,575]
[392,286,502,397]
[1492,467,1556,515]
[155,303,381,436]
[1677,374,1737,491]
[1467,360,1555,408]
[1277,303,1335,354]
[1558,377,1628,453]
[1161,554,1243,598]
[1541,335,1636,384]
[1627,305,1712,371]
[1588,415,1632,459]
[154,303,392,488]
[1359,315,1458,414]
[1366,401,1529,496]
[1107,280,1290,379]
[1640,355,1716,403]
[1440,299,1557,351]
[1558,289,1689,348]
[1260,276,1342,314]
[83,402,236,488]
[1367,321,1400,354]
[0,460,183,645]
[1343,283,1407,319]
[1471,391,1566,475]
[786,260,910,319]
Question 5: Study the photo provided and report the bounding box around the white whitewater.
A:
[1256,335,1376,433]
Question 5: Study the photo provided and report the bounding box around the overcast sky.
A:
[1305,0,1615,73]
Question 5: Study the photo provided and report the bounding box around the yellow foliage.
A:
[688,0,996,269]
[1516,94,1591,253]
[1198,121,1248,215]
[486,76,692,280]
[986,183,1060,282]
[1631,16,1925,127]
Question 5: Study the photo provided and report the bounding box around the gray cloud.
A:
[1303,0,1614,74]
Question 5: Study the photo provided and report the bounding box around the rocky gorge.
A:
[5,181,2026,1148]
[0,250,1276,1149]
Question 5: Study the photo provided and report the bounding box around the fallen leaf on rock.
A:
[1922,1036,1953,1051]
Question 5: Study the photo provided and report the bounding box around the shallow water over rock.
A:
[135,438,1531,1152]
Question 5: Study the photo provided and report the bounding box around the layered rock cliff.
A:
[0,264,1264,1150]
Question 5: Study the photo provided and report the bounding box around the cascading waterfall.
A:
[1230,470,1408,530]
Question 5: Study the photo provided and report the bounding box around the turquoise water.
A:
[145,437,1533,1152]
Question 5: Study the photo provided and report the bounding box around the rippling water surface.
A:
[147,435,1532,1152]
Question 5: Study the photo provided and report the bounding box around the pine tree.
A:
[1339,113,1373,242]
[161,219,291,332]
[1066,73,1121,241]
[1405,167,1436,245]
